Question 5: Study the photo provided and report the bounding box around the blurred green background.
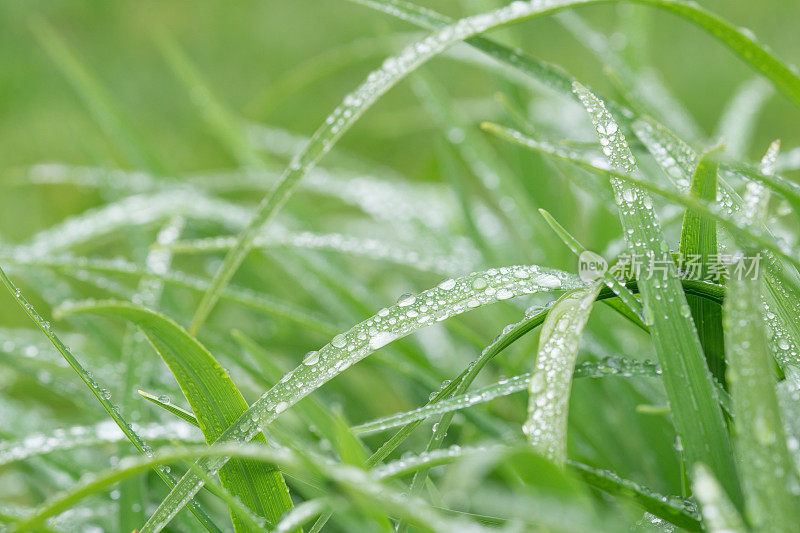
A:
[2,0,800,241]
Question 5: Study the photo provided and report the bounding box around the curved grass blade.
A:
[0,267,223,532]
[353,357,661,435]
[571,84,740,505]
[569,461,701,531]
[539,208,645,324]
[194,0,800,333]
[691,464,746,533]
[142,265,582,531]
[59,301,293,531]
[724,262,800,530]
[524,284,602,464]
[679,147,725,384]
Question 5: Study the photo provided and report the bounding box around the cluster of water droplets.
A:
[523,285,600,462]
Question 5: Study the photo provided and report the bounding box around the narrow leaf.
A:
[679,148,726,384]
[724,263,800,530]
[60,301,293,531]
[525,284,602,464]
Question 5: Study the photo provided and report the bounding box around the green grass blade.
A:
[158,35,268,169]
[353,358,661,435]
[30,19,164,174]
[0,267,223,532]
[679,147,726,384]
[139,390,200,428]
[571,83,740,505]
[58,301,293,531]
[724,263,800,530]
[569,461,702,531]
[141,265,583,531]
[692,464,747,533]
[525,284,602,464]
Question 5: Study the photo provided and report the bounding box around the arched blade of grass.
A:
[141,265,583,531]
[30,19,165,174]
[57,301,294,530]
[354,357,661,435]
[724,262,800,530]
[691,464,747,533]
[571,83,740,506]
[569,461,702,531]
[679,147,726,385]
[196,0,800,333]
[363,276,728,467]
[524,284,602,464]
[0,266,223,533]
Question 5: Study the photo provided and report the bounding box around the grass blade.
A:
[30,19,164,173]
[724,261,800,530]
[0,267,223,532]
[58,301,293,530]
[525,284,602,464]
[570,83,740,505]
[692,464,747,533]
[353,358,661,435]
[679,147,726,384]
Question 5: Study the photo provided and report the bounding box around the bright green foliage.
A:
[725,270,800,531]
[4,1,800,532]
[60,301,293,530]
[679,148,726,384]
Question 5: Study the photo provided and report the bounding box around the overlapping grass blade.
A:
[570,84,740,504]
[0,267,223,532]
[714,78,773,157]
[692,464,747,533]
[482,123,800,276]
[353,357,661,435]
[679,147,725,384]
[525,284,602,464]
[724,263,800,530]
[138,390,200,427]
[141,265,582,531]
[570,461,701,531]
[58,301,293,530]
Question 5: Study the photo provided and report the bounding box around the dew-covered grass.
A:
[2,0,800,531]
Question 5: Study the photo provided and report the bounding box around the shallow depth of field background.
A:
[1,0,799,524]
